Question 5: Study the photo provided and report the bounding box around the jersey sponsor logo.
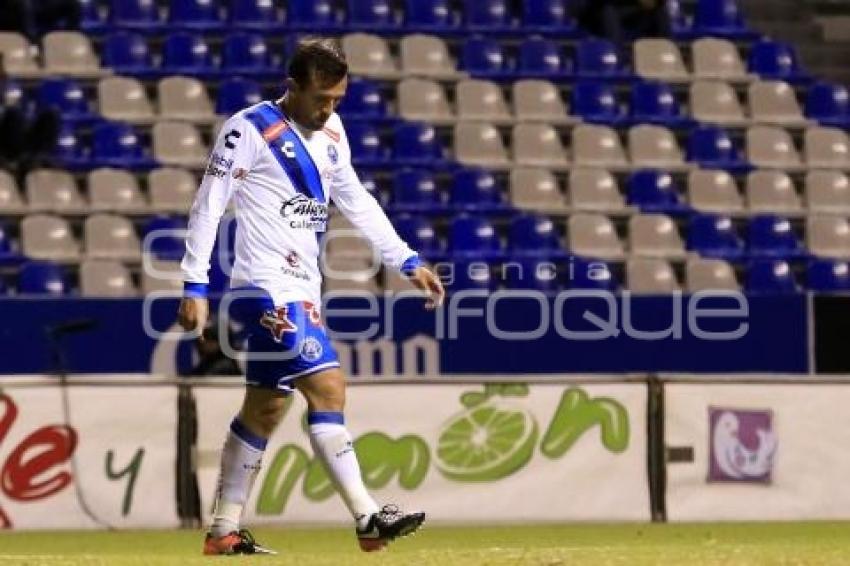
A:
[327,144,338,164]
[260,306,298,343]
[224,129,241,149]
[300,336,324,362]
[281,250,310,281]
[205,152,234,178]
[279,194,328,231]
[232,167,248,179]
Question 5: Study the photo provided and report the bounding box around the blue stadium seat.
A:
[18,261,68,296]
[748,40,808,83]
[221,33,277,79]
[347,0,395,29]
[1,79,24,109]
[392,214,445,260]
[336,79,389,122]
[229,0,284,31]
[805,82,850,128]
[215,77,263,115]
[460,37,512,80]
[686,125,749,172]
[667,0,694,39]
[571,81,625,125]
[36,78,96,124]
[626,170,688,214]
[403,0,455,32]
[92,121,156,170]
[576,38,629,79]
[168,0,225,30]
[508,214,565,257]
[391,169,447,214]
[393,122,445,166]
[345,122,389,166]
[162,32,218,78]
[53,123,90,171]
[143,216,188,261]
[568,256,618,291]
[447,258,494,291]
[463,0,515,32]
[102,32,156,78]
[629,81,692,128]
[693,0,756,39]
[0,222,22,266]
[518,37,572,79]
[80,0,109,34]
[504,257,563,291]
[449,168,510,213]
[745,259,799,294]
[747,215,806,259]
[358,172,386,206]
[686,214,745,260]
[521,0,577,34]
[286,0,341,31]
[807,259,850,292]
[110,0,161,32]
[449,215,505,260]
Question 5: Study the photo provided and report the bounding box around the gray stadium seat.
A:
[686,258,740,291]
[21,214,80,261]
[80,259,137,297]
[142,259,183,294]
[806,170,850,214]
[628,214,686,258]
[746,170,803,214]
[343,33,400,79]
[0,170,25,214]
[98,76,155,124]
[25,169,87,213]
[509,167,568,212]
[746,125,803,170]
[691,38,751,82]
[628,125,688,170]
[84,213,142,261]
[149,167,197,213]
[512,80,575,124]
[634,39,690,82]
[0,32,42,76]
[399,34,463,79]
[688,169,744,213]
[397,78,454,124]
[805,127,850,169]
[807,216,850,258]
[152,121,208,168]
[158,76,215,123]
[567,213,624,259]
[512,123,570,169]
[572,125,628,170]
[568,169,626,212]
[690,80,748,126]
[88,168,149,213]
[748,80,809,127]
[326,213,373,259]
[322,255,381,294]
[454,122,511,168]
[627,258,681,294]
[43,31,109,78]
[456,79,513,124]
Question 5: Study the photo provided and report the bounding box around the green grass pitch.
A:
[1,522,849,565]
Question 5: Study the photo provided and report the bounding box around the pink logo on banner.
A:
[708,407,777,483]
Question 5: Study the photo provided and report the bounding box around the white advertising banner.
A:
[665,380,850,520]
[194,380,649,524]
[0,381,179,530]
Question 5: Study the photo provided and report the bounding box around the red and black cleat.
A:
[203,529,277,556]
[356,504,426,552]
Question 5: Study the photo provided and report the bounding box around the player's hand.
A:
[178,296,209,341]
[408,266,445,310]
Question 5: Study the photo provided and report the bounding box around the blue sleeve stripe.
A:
[183,282,209,298]
[230,418,268,450]
[400,254,423,276]
[307,411,345,425]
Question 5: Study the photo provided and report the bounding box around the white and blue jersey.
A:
[181,101,421,390]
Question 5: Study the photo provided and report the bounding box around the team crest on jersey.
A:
[327,144,338,164]
[300,336,323,362]
[260,306,298,343]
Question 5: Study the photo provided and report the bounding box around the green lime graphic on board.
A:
[541,387,629,458]
[436,384,538,482]
[256,444,310,515]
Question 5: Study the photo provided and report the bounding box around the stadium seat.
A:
[454,122,511,169]
[512,123,569,169]
[693,0,755,39]
[158,76,215,123]
[168,0,225,30]
[629,81,691,128]
[463,0,514,32]
[0,220,20,265]
[390,169,446,214]
[92,121,155,170]
[342,33,399,79]
[807,216,850,258]
[806,171,850,214]
[686,125,749,171]
[572,124,628,169]
[392,214,445,261]
[101,32,156,78]
[517,37,572,80]
[571,81,625,125]
[162,33,218,78]
[747,215,805,259]
[629,214,686,258]
[399,34,461,79]
[804,82,850,128]
[628,125,688,171]
[691,38,750,82]
[746,170,802,214]
[512,80,575,124]
[745,259,799,294]
[340,79,390,122]
[21,214,80,261]
[221,33,278,79]
[689,80,748,126]
[686,257,740,291]
[347,0,394,29]
[567,214,624,260]
[141,258,183,294]
[748,81,808,126]
[393,122,445,165]
[510,167,568,212]
[805,127,850,169]
[88,167,149,212]
[0,170,25,214]
[0,32,41,77]
[503,258,562,292]
[403,0,455,32]
[98,76,155,123]
[688,169,744,213]
[1,79,23,108]
[345,122,389,165]
[43,32,107,78]
[746,125,803,170]
[18,261,69,295]
[37,78,96,124]
[110,0,161,31]
[84,214,142,261]
[521,0,576,34]
[450,168,509,213]
[460,36,511,80]
[807,259,850,292]
[286,0,340,30]
[686,214,745,259]
[25,169,87,213]
[397,78,453,124]
[52,123,90,171]
[568,256,618,290]
[80,259,137,297]
[149,167,197,212]
[326,214,372,259]
[508,213,565,257]
[456,79,512,124]
[627,258,680,294]
[568,169,626,212]
[79,0,108,34]
[152,121,208,168]
[634,39,689,82]
[143,215,187,261]
[228,0,284,31]
[748,40,808,82]
[215,77,262,116]
[626,170,688,214]
[576,38,629,79]
[445,258,494,292]
[448,215,505,260]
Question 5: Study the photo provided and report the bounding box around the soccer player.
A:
[177,38,444,555]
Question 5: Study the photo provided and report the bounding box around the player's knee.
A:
[242,400,287,437]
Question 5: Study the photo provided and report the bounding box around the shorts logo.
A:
[260,306,298,343]
[327,144,338,164]
[708,407,777,484]
[303,301,322,326]
[300,336,323,362]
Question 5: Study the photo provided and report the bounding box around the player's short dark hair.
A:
[288,37,348,88]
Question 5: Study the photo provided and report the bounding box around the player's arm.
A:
[178,118,257,335]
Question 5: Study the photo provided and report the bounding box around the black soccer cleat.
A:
[203,528,277,555]
[356,504,426,552]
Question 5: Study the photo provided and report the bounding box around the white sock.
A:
[209,417,267,537]
[308,412,379,529]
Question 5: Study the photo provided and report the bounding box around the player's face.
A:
[291,74,348,131]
